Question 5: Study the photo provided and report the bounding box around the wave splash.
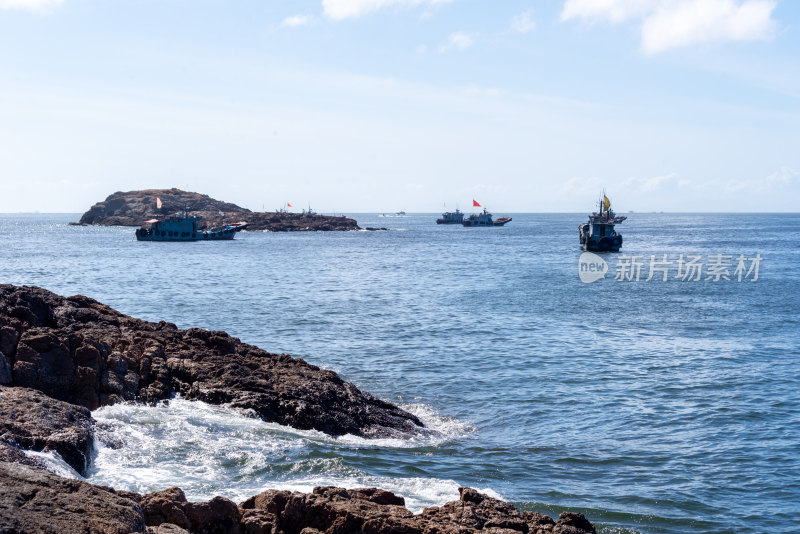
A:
[87,397,482,512]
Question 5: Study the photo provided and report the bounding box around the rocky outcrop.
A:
[0,464,596,534]
[0,284,596,533]
[0,461,147,534]
[231,486,596,534]
[0,284,422,438]
[141,487,241,534]
[75,189,361,231]
[0,386,93,474]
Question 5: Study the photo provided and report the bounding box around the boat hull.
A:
[579,226,622,252]
[462,217,512,227]
[581,240,622,252]
[136,227,239,241]
[136,217,247,242]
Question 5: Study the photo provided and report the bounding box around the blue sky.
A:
[0,0,798,212]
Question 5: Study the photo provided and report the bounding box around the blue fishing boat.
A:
[135,211,247,241]
[436,209,464,224]
[462,208,511,227]
[578,193,626,252]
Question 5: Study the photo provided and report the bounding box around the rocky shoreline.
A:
[0,285,596,534]
[74,189,370,232]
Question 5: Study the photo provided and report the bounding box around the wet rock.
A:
[0,440,47,469]
[0,326,18,359]
[0,284,422,438]
[236,486,595,534]
[0,464,596,534]
[0,350,11,385]
[147,525,190,534]
[241,486,416,534]
[553,512,596,534]
[0,385,93,474]
[141,487,240,534]
[0,461,146,534]
[239,508,277,534]
[185,496,241,534]
[522,511,556,534]
[141,487,192,530]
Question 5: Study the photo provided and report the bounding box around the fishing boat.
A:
[135,210,247,241]
[578,193,625,252]
[436,209,464,224]
[462,208,512,227]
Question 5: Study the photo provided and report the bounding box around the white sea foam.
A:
[88,397,487,512]
[22,449,83,480]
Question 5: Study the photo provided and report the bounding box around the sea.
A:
[1,212,798,534]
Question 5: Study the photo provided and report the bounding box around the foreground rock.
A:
[0,386,93,474]
[0,461,146,534]
[0,284,422,438]
[0,461,596,534]
[76,188,361,232]
[178,485,594,534]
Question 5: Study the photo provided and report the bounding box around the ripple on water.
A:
[2,213,799,534]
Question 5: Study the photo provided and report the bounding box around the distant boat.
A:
[436,209,464,225]
[396,210,407,216]
[135,210,247,241]
[578,193,624,252]
[462,208,511,227]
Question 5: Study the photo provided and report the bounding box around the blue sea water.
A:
[1,212,798,534]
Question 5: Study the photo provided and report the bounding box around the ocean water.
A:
[1,212,798,534]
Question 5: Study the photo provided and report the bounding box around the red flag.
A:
[473,199,481,207]
[287,203,292,207]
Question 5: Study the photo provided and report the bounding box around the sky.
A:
[0,0,798,213]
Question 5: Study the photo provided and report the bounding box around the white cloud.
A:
[555,176,606,196]
[561,0,778,54]
[0,0,63,12]
[622,172,680,192]
[561,0,657,23]
[280,14,313,28]
[510,10,537,34]
[641,0,777,54]
[439,31,473,53]
[760,165,799,190]
[322,0,453,20]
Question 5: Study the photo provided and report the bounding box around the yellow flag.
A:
[603,195,610,211]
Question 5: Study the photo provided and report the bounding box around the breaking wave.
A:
[87,396,482,512]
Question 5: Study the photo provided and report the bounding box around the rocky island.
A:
[75,189,364,232]
[0,285,596,534]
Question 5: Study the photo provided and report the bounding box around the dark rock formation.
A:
[141,487,241,534]
[0,386,93,474]
[233,485,596,534]
[0,284,422,438]
[0,461,147,534]
[0,441,46,469]
[75,188,361,232]
[0,465,596,534]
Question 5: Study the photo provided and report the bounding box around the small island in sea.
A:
[74,188,366,232]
